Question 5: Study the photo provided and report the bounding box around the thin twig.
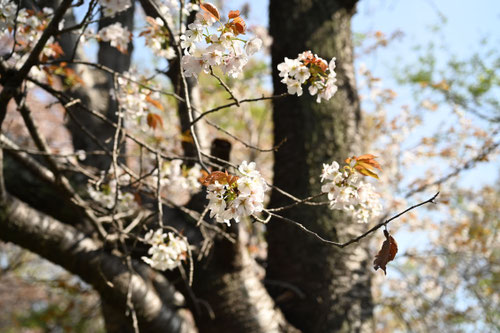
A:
[156,152,164,228]
[404,138,500,198]
[44,60,184,101]
[190,93,288,126]
[202,116,286,152]
[265,193,328,212]
[209,66,240,106]
[111,74,123,215]
[265,192,439,248]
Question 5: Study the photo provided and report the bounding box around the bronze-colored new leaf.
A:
[146,94,164,111]
[347,154,382,179]
[229,16,246,35]
[147,113,163,130]
[228,10,240,19]
[200,2,220,21]
[200,170,239,186]
[373,229,398,275]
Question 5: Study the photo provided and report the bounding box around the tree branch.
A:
[0,194,196,333]
[266,192,439,248]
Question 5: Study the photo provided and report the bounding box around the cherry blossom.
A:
[87,172,138,215]
[140,17,175,59]
[278,51,338,103]
[320,160,382,223]
[0,4,64,72]
[142,230,188,271]
[153,160,203,198]
[179,3,262,79]
[205,161,268,225]
[98,23,131,53]
[99,0,131,18]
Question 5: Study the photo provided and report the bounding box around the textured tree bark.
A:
[63,4,135,170]
[267,1,374,332]
[174,140,298,333]
[0,194,196,333]
[189,224,300,333]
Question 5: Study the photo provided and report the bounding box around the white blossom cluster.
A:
[98,22,131,53]
[155,0,199,32]
[206,161,268,225]
[99,0,131,18]
[0,0,17,31]
[180,4,262,78]
[142,229,188,271]
[277,51,338,103]
[87,173,138,215]
[0,4,64,69]
[320,161,382,223]
[116,73,161,123]
[140,17,175,59]
[154,160,203,196]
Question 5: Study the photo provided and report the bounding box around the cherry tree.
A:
[0,0,443,332]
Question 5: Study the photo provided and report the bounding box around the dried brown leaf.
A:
[373,230,398,275]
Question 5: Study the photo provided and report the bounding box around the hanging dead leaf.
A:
[373,229,398,275]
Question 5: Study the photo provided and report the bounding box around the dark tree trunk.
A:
[189,223,299,333]
[64,5,135,170]
[267,1,374,332]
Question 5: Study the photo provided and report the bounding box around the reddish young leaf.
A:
[230,16,246,35]
[147,113,163,130]
[145,16,159,26]
[145,94,164,111]
[45,72,55,87]
[228,10,240,19]
[356,153,377,160]
[49,43,64,58]
[200,170,239,186]
[356,154,382,170]
[373,230,398,275]
[354,165,379,179]
[313,58,327,72]
[198,169,209,184]
[303,55,328,72]
[200,2,220,21]
[347,154,382,179]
